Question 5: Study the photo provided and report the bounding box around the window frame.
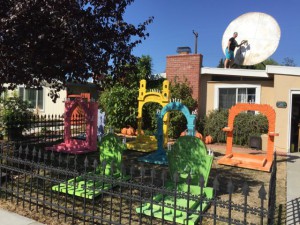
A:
[214,84,261,110]
[18,86,45,111]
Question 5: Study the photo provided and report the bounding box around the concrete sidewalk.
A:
[0,208,44,225]
[286,152,300,225]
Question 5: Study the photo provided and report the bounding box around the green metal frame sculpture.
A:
[52,133,126,199]
[136,136,214,225]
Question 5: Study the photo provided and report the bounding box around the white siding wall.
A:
[41,87,66,115]
[3,84,66,116]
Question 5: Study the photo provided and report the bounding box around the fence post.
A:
[172,172,179,224]
[138,165,145,225]
[0,143,3,196]
[7,116,12,142]
[199,175,205,225]
[227,179,234,225]
[161,170,167,224]
[212,176,219,225]
[267,152,277,225]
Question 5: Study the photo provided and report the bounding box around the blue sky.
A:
[124,0,300,73]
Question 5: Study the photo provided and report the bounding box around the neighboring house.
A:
[166,49,300,154]
[2,84,66,115]
[2,82,99,116]
[18,85,66,115]
[66,82,100,101]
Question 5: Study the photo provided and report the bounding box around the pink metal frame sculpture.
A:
[46,98,98,154]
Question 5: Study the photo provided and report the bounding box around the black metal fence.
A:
[0,143,277,225]
[1,114,87,146]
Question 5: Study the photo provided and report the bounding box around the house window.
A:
[0,88,7,99]
[215,85,260,110]
[19,87,44,110]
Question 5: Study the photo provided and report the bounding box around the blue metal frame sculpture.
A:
[139,101,196,165]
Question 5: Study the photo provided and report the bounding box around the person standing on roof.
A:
[224,32,246,68]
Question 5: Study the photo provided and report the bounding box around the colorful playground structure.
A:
[126,79,170,152]
[51,124,214,225]
[217,103,278,172]
[46,84,280,224]
[46,97,98,154]
[139,100,197,165]
[52,133,127,199]
[136,135,214,225]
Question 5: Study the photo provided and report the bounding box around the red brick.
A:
[166,53,202,108]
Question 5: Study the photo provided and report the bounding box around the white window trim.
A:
[214,84,261,110]
[18,86,45,112]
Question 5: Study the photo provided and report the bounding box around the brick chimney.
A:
[166,47,203,108]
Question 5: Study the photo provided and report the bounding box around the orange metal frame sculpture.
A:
[217,103,278,172]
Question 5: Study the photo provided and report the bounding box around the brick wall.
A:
[166,53,202,107]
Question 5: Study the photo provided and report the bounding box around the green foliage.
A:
[98,55,156,131]
[168,111,188,138]
[142,102,162,133]
[136,55,153,81]
[203,109,269,146]
[0,0,153,101]
[0,92,34,137]
[282,57,296,67]
[98,85,138,130]
[203,110,228,143]
[252,58,279,70]
[233,112,269,145]
[168,79,197,138]
[138,78,165,134]
[116,55,154,89]
[217,58,224,68]
[232,58,279,70]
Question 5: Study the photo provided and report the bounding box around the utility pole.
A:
[193,30,198,54]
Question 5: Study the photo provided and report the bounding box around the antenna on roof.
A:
[193,30,198,54]
[222,12,281,66]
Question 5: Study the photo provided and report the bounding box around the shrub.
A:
[0,93,34,139]
[203,109,228,143]
[141,102,162,134]
[203,109,269,146]
[168,78,197,138]
[233,112,269,145]
[98,85,138,130]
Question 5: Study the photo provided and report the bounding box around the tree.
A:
[98,85,138,129]
[252,58,279,70]
[230,58,279,70]
[0,0,153,101]
[117,55,153,88]
[98,55,154,129]
[168,78,197,138]
[282,57,296,67]
[217,58,224,68]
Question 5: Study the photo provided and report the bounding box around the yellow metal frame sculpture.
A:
[127,79,170,152]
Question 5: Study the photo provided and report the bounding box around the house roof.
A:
[201,67,268,77]
[201,65,300,78]
[266,65,300,76]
